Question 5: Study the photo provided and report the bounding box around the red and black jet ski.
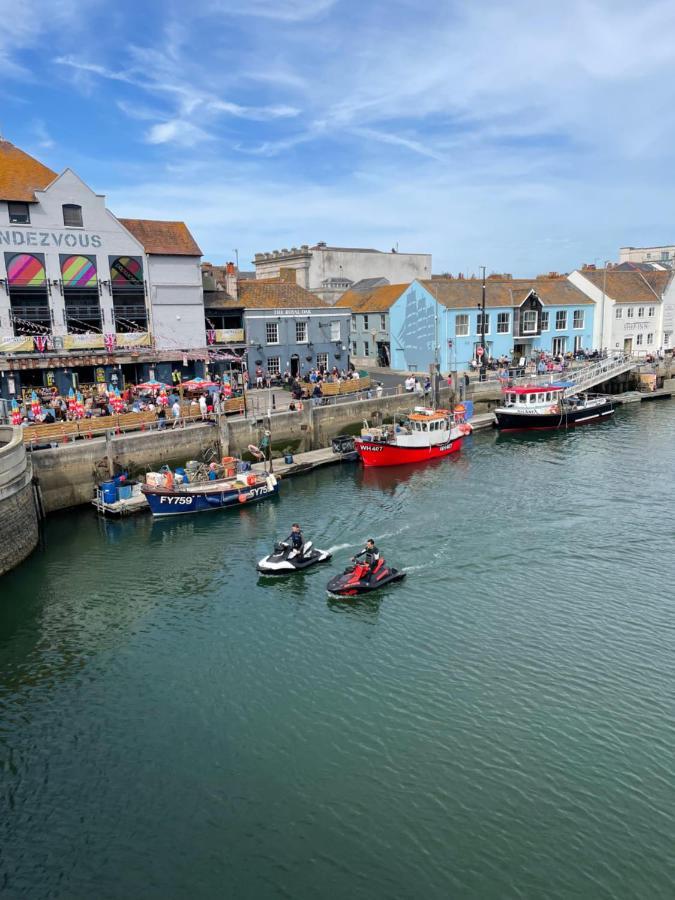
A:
[326,558,406,596]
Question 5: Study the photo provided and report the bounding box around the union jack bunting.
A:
[104,333,117,352]
[207,329,216,345]
[34,335,49,352]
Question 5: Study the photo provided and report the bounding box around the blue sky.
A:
[2,0,675,275]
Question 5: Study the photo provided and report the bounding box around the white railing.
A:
[559,354,635,396]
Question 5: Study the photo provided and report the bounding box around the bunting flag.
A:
[104,333,117,352]
[207,329,216,345]
[34,335,50,353]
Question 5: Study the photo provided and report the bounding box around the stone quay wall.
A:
[0,426,39,576]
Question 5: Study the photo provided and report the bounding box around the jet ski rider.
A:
[353,538,380,581]
[284,523,305,558]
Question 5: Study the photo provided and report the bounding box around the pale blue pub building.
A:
[388,278,595,372]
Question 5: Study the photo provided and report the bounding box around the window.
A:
[661,251,669,260]
[636,333,643,346]
[363,314,369,331]
[497,312,510,333]
[521,309,537,333]
[555,310,567,330]
[545,392,551,402]
[574,335,583,352]
[352,341,357,354]
[8,202,30,224]
[648,306,655,317]
[62,204,83,227]
[638,306,645,318]
[529,394,537,404]
[572,309,584,329]
[296,320,307,343]
[351,315,356,331]
[380,313,386,331]
[363,339,369,356]
[646,333,654,345]
[265,322,279,344]
[518,394,526,404]
[627,307,634,318]
[455,314,469,336]
[540,310,549,331]
[552,336,567,355]
[477,312,490,335]
[330,320,340,340]
[316,352,328,369]
[615,308,623,319]
[267,355,281,375]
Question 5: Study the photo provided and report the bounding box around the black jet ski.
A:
[257,540,332,575]
[326,557,406,596]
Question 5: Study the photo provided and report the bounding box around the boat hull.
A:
[495,402,615,432]
[142,478,279,516]
[354,436,463,467]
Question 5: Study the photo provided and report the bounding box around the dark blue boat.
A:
[141,473,279,516]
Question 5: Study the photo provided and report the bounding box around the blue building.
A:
[388,278,595,372]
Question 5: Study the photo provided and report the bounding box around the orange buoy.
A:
[238,493,247,503]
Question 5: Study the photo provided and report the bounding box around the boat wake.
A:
[326,542,352,555]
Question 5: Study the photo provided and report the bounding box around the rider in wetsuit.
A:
[284,523,305,558]
[353,539,380,581]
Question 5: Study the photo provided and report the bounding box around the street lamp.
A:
[476,266,487,380]
[601,259,611,356]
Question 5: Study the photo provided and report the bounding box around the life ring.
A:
[549,406,559,414]
[248,443,264,459]
[238,493,247,503]
[297,400,303,411]
[460,423,472,435]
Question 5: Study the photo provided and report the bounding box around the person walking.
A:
[198,393,208,421]
[171,398,182,429]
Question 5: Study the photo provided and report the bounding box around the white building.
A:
[0,139,204,398]
[619,245,675,266]
[568,268,672,354]
[253,242,431,304]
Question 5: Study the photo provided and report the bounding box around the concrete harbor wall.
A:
[0,426,39,576]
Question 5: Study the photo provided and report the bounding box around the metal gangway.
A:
[556,354,636,397]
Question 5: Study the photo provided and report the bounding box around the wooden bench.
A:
[320,376,371,396]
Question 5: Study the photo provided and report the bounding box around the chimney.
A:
[225,261,238,299]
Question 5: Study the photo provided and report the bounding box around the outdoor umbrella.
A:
[182,377,217,390]
[136,380,169,391]
[11,399,22,426]
[30,390,41,418]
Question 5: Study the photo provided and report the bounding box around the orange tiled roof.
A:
[118,218,202,256]
[335,283,408,312]
[0,139,57,202]
[577,269,671,304]
[238,278,328,309]
[419,278,594,308]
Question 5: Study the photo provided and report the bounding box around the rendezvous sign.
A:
[0,230,103,249]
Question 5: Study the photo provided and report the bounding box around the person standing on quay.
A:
[199,393,208,421]
[171,398,182,429]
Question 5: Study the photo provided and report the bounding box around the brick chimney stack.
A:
[225,261,238,299]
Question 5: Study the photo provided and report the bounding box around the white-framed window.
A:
[555,310,567,330]
[497,312,510,333]
[662,251,670,260]
[540,310,549,331]
[648,306,655,317]
[296,321,308,343]
[552,336,567,355]
[352,341,357,354]
[267,355,281,375]
[477,312,490,335]
[363,339,369,356]
[265,322,279,344]
[573,309,584,329]
[316,352,328,369]
[636,333,643,345]
[615,308,623,319]
[330,320,340,340]
[664,332,671,346]
[380,313,386,330]
[521,309,537,333]
[646,333,654,345]
[574,335,583,352]
[363,314,369,331]
[638,306,645,318]
[455,314,469,336]
[627,307,634,318]
[351,315,356,331]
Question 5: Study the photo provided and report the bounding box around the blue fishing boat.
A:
[141,472,279,517]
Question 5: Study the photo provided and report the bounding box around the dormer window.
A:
[8,202,30,224]
[62,204,83,227]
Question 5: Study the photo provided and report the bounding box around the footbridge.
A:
[553,355,637,397]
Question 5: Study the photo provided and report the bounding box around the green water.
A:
[1,402,674,899]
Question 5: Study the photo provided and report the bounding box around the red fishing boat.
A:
[354,407,472,467]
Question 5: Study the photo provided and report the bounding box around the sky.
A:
[2,0,675,275]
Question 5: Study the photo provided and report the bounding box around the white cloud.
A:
[209,0,337,21]
[145,120,211,147]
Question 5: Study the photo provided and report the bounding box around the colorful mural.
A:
[110,256,143,284]
[61,255,98,287]
[6,253,46,287]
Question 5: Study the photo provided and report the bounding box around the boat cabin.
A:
[408,408,449,432]
[501,386,564,408]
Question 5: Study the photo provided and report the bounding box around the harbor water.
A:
[1,401,674,899]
